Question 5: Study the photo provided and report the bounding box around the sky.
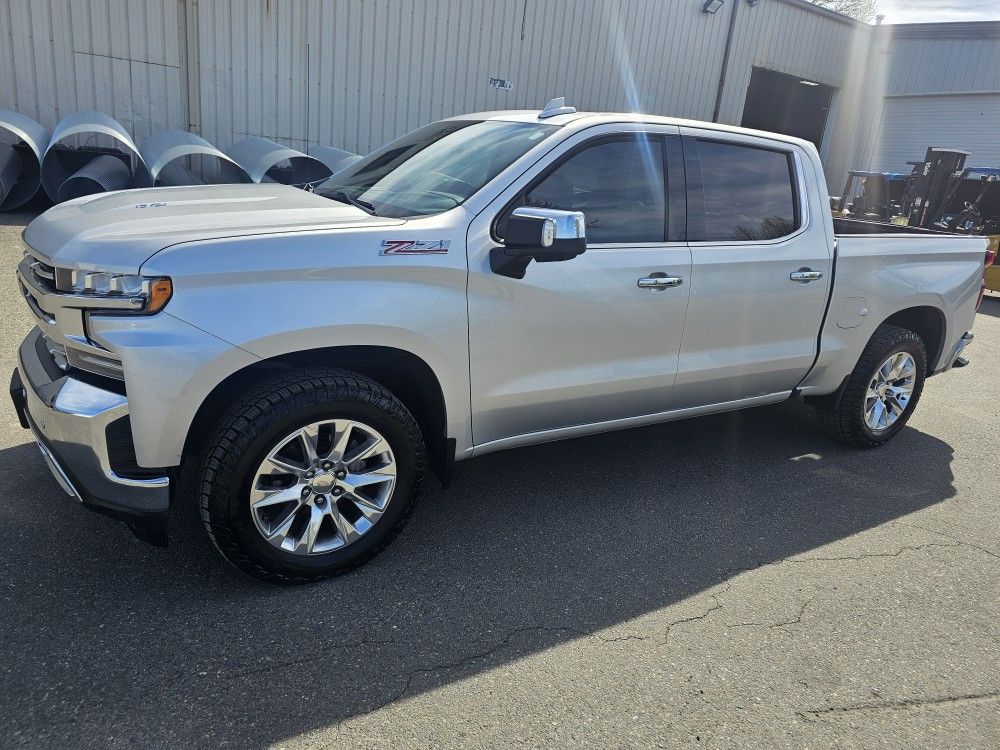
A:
[877,0,1000,24]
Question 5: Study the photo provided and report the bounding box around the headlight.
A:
[75,272,145,295]
[69,271,173,314]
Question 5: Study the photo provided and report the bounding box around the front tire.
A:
[198,368,425,583]
[817,324,927,448]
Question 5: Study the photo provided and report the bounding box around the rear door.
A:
[669,128,833,409]
[466,125,692,449]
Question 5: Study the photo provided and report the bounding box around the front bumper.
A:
[11,328,170,543]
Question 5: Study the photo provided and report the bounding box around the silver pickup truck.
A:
[10,102,991,582]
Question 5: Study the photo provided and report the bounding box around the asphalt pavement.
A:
[1,210,998,749]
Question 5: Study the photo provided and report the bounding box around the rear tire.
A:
[197,368,425,583]
[817,324,927,448]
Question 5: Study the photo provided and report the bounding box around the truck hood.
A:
[22,183,405,273]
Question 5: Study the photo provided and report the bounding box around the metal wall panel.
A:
[3,1,999,198]
[193,0,734,156]
[851,23,1000,178]
[882,23,1000,97]
[190,0,873,189]
[0,0,187,142]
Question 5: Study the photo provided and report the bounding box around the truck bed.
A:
[832,217,961,236]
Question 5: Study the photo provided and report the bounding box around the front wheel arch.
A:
[183,346,451,486]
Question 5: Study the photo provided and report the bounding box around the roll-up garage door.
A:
[870,94,1000,172]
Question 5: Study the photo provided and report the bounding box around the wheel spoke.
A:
[888,385,910,402]
[328,420,355,462]
[869,399,885,429]
[265,505,300,541]
[298,424,322,465]
[884,354,900,380]
[294,504,325,554]
[329,505,361,545]
[344,467,395,491]
[347,491,386,522]
[865,399,879,425]
[261,455,308,478]
[250,484,302,509]
[344,435,387,465]
[884,397,902,418]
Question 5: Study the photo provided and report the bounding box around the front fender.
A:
[88,312,259,468]
[137,231,472,460]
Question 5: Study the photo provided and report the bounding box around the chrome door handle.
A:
[790,269,823,283]
[637,275,683,290]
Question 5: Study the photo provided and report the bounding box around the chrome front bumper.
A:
[11,328,170,537]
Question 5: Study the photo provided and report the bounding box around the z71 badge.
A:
[380,240,450,255]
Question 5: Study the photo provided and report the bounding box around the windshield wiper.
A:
[321,188,378,215]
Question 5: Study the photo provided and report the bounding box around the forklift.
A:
[835,147,1000,293]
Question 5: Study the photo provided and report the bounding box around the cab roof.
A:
[446,109,813,151]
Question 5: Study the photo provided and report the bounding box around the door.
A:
[669,129,833,409]
[467,126,692,450]
[871,94,1000,173]
[740,67,835,150]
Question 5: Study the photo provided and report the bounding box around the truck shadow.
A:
[0,399,958,748]
[978,294,1000,319]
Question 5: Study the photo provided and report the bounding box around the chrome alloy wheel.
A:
[864,352,916,432]
[249,419,397,555]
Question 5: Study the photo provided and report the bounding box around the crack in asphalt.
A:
[661,588,729,644]
[728,598,814,630]
[214,637,403,680]
[330,625,584,742]
[783,540,963,564]
[800,690,1000,720]
[314,539,989,743]
[893,520,1000,561]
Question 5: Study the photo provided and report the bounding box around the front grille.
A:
[30,259,56,284]
[24,253,74,291]
[19,253,127,382]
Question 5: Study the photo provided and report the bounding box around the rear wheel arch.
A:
[183,346,452,486]
[805,304,945,409]
[880,305,946,373]
[816,323,927,448]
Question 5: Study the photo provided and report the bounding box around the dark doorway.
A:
[741,67,835,148]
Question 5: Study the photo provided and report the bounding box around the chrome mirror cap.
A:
[510,207,586,243]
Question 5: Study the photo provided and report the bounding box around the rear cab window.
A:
[685,138,801,242]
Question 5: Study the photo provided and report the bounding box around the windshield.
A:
[315,120,558,218]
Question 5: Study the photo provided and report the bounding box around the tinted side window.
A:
[695,140,798,242]
[517,137,666,244]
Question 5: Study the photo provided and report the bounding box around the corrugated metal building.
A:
[859,22,1000,174]
[2,0,998,191]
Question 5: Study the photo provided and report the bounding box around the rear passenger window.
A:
[695,140,798,242]
[505,136,666,244]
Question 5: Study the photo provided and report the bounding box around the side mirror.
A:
[490,207,586,279]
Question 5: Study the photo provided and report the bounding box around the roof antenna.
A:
[538,97,577,119]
